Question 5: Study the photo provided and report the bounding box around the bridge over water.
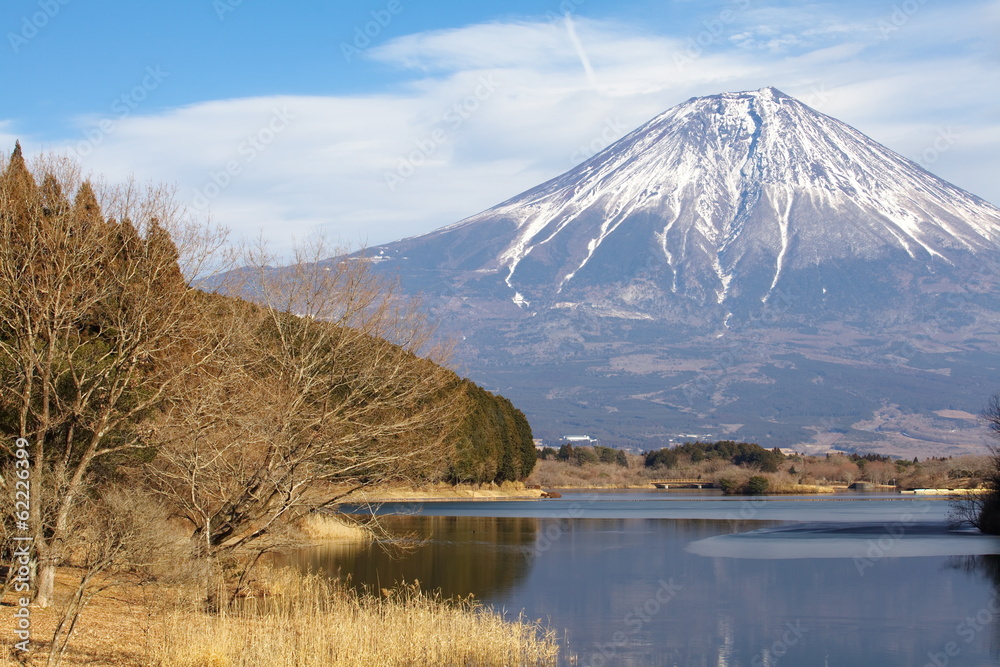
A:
[650,479,715,489]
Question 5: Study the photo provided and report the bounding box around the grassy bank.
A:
[355,480,545,502]
[527,450,988,494]
[155,569,558,667]
[761,483,839,495]
[527,459,658,488]
[0,566,559,666]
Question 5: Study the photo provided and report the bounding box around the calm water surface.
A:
[280,491,1000,666]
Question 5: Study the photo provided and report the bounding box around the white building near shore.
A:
[562,435,600,446]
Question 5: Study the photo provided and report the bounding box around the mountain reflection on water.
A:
[280,497,1000,666]
[277,515,537,600]
[948,554,1000,657]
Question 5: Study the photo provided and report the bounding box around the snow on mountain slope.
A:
[382,87,1000,309]
[321,87,1000,453]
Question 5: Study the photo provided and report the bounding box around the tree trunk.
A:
[35,558,55,608]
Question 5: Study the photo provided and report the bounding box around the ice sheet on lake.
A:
[687,522,1000,559]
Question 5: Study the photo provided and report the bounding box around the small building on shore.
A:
[562,435,600,446]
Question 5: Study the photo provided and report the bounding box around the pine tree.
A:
[72,181,105,229]
[146,217,185,289]
[615,449,628,467]
[1,141,40,238]
[39,173,69,219]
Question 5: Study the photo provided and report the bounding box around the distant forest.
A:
[644,440,786,472]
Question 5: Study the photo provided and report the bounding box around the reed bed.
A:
[357,480,544,501]
[153,569,559,667]
[766,483,837,494]
[295,512,373,543]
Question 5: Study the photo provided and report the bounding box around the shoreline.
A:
[348,484,983,503]
[350,484,547,503]
[0,564,558,666]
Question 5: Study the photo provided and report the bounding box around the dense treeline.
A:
[644,440,785,472]
[536,443,628,467]
[849,452,893,464]
[530,447,992,491]
[447,381,536,484]
[0,142,533,634]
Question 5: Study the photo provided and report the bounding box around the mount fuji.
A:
[350,87,1000,456]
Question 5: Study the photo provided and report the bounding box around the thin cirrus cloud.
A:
[25,6,1000,259]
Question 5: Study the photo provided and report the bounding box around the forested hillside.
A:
[448,381,537,483]
[0,143,534,615]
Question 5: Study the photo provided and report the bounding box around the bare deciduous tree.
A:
[950,393,1000,534]
[0,145,228,606]
[986,393,1000,440]
[144,237,461,596]
[863,460,898,486]
[1,144,462,620]
[45,488,184,667]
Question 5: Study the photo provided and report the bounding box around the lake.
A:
[279,491,1000,666]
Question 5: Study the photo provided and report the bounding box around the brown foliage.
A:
[144,237,460,562]
[0,145,461,614]
[0,148,224,607]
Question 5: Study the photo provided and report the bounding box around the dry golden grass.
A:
[0,567,177,666]
[358,480,544,501]
[295,513,372,543]
[0,567,559,667]
[153,569,559,667]
[527,459,656,488]
[766,483,837,494]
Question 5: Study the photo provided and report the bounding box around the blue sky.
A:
[2,0,998,255]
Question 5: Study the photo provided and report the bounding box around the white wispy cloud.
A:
[6,4,997,258]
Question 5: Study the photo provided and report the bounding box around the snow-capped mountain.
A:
[349,88,1000,455]
[372,87,1000,320]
